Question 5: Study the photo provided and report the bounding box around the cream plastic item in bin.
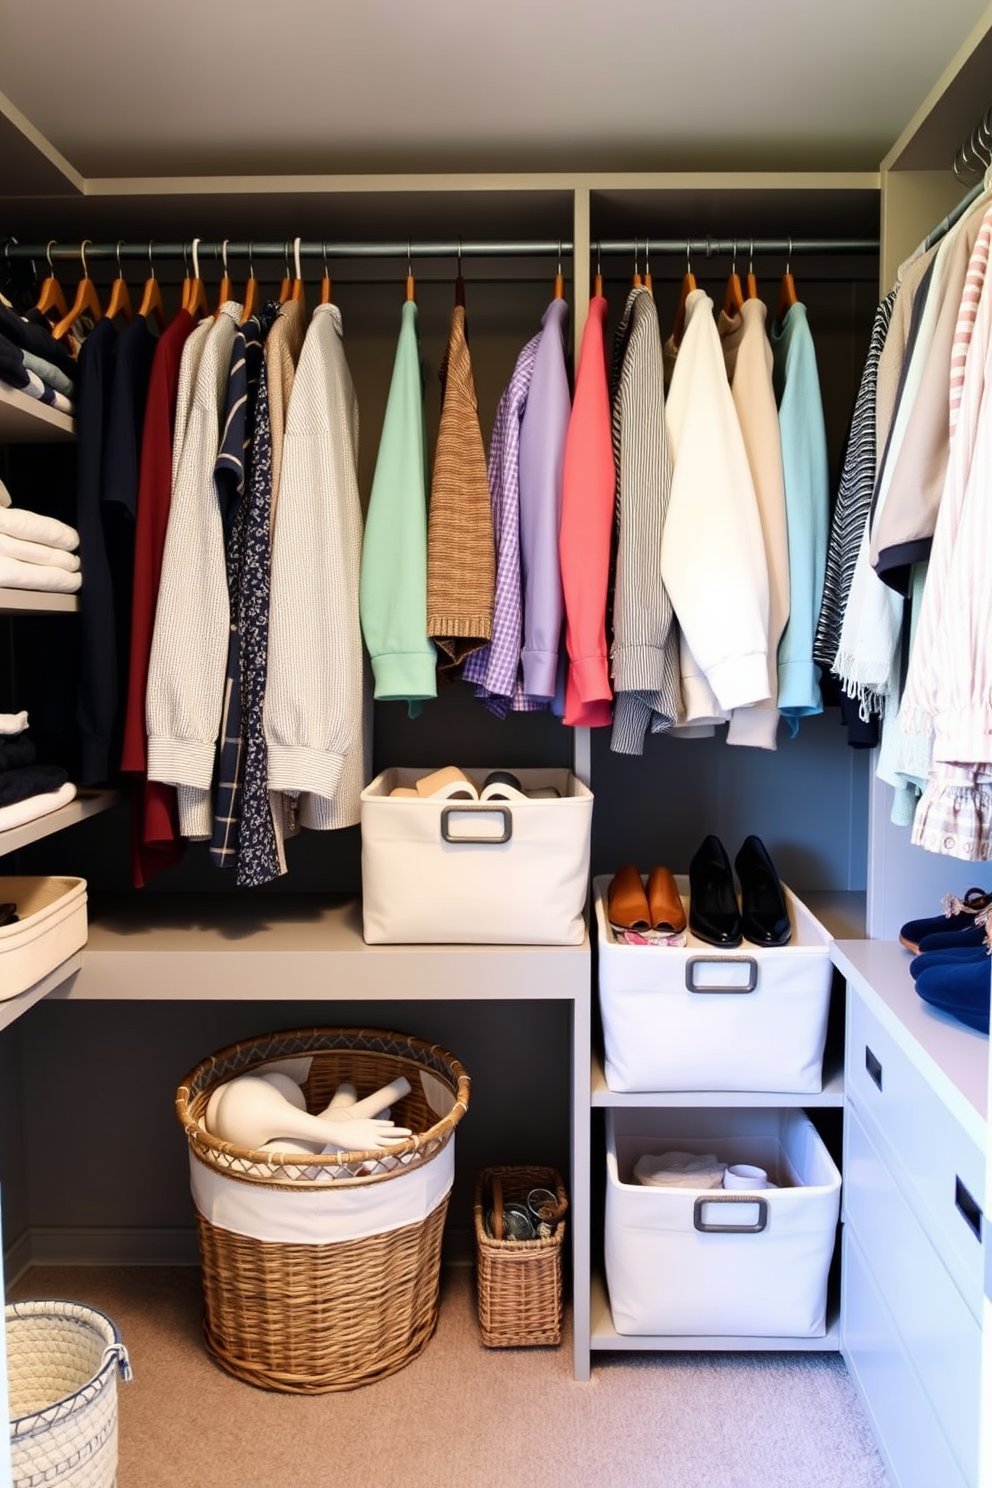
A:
[0,875,87,1000]
[361,766,592,945]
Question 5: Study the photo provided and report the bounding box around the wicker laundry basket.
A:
[176,1026,470,1393]
[7,1299,132,1488]
[474,1165,568,1347]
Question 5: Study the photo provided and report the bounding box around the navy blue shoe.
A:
[917,922,990,953]
[914,956,991,1034]
[899,887,992,953]
[909,945,989,980]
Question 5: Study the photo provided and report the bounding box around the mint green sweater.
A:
[359,299,437,715]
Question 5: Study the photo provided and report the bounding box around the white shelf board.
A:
[0,382,74,441]
[0,588,78,614]
[59,894,591,1003]
[832,938,987,1148]
[589,1273,840,1353]
[590,1051,844,1108]
[0,951,81,1033]
[0,789,121,859]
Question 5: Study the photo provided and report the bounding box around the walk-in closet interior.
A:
[2,3,992,1484]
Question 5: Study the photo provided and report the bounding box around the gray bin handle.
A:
[693,1193,769,1233]
[685,955,758,993]
[440,804,512,844]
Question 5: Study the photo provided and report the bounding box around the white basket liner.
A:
[191,1137,454,1245]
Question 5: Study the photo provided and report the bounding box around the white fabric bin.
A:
[0,876,87,1001]
[594,875,833,1092]
[361,768,592,944]
[605,1107,841,1337]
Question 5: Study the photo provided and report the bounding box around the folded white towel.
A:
[0,780,76,832]
[0,506,79,552]
[0,711,28,735]
[0,533,80,572]
[633,1150,727,1189]
[0,555,81,593]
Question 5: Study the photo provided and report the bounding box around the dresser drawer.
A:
[846,985,984,1317]
[844,1106,980,1485]
[842,1225,971,1488]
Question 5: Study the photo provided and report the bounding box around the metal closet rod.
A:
[3,235,878,262]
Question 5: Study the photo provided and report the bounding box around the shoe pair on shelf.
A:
[906,929,991,1036]
[607,864,687,943]
[688,834,791,949]
[898,886,992,955]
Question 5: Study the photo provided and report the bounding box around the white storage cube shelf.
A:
[593,875,833,1093]
[605,1107,841,1338]
[0,876,87,1001]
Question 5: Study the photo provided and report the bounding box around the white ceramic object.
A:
[256,1071,307,1110]
[317,1076,411,1122]
[325,1082,357,1110]
[209,1075,411,1152]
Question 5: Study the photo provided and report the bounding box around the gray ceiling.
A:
[0,0,990,181]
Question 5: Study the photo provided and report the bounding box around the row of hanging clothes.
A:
[0,231,864,888]
[820,153,992,862]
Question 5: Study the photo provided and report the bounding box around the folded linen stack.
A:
[0,711,76,832]
[0,486,81,594]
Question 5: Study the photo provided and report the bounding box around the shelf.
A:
[589,1273,840,1353]
[0,588,78,613]
[590,1051,844,1108]
[0,951,82,1034]
[58,893,591,1003]
[832,939,987,1148]
[0,789,122,858]
[0,382,74,441]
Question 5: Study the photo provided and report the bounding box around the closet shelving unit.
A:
[0,15,990,1458]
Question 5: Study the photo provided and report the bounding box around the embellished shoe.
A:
[734,834,792,947]
[688,835,742,947]
[899,887,992,955]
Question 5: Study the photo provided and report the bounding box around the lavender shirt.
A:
[518,298,571,698]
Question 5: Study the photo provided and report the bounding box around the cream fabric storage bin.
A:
[360,768,592,944]
[593,875,833,1092]
[0,876,87,1001]
[605,1107,841,1337]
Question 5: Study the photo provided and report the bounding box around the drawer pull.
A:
[865,1045,883,1090]
[955,1176,983,1241]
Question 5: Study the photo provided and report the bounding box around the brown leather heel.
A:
[607,864,651,931]
[646,865,687,933]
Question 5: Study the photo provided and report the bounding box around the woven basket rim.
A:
[175,1025,470,1179]
[6,1299,124,1435]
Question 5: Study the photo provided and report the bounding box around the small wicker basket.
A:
[474,1165,567,1347]
[176,1026,470,1393]
[7,1299,132,1488]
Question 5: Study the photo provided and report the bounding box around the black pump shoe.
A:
[735,835,791,947]
[688,835,743,947]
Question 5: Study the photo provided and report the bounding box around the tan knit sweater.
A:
[426,303,495,665]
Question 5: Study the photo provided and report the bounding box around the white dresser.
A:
[834,940,987,1488]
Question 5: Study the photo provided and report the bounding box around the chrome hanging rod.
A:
[2,235,878,264]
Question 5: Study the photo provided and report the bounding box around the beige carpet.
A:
[8,1265,890,1488]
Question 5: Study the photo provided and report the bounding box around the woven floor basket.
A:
[176,1026,470,1394]
[474,1165,567,1347]
[7,1300,131,1488]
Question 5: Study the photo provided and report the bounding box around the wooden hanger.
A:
[184,237,209,321]
[104,241,133,323]
[723,240,744,316]
[554,239,564,300]
[320,241,333,305]
[593,241,603,299]
[405,241,416,302]
[35,241,69,322]
[214,238,232,318]
[240,241,260,324]
[137,242,167,330]
[671,242,696,348]
[52,241,104,342]
[776,237,798,324]
[279,241,292,303]
[746,240,759,300]
[289,235,306,305]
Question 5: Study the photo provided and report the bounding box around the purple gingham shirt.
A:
[463,332,546,714]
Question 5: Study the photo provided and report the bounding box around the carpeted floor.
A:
[7,1265,891,1488]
